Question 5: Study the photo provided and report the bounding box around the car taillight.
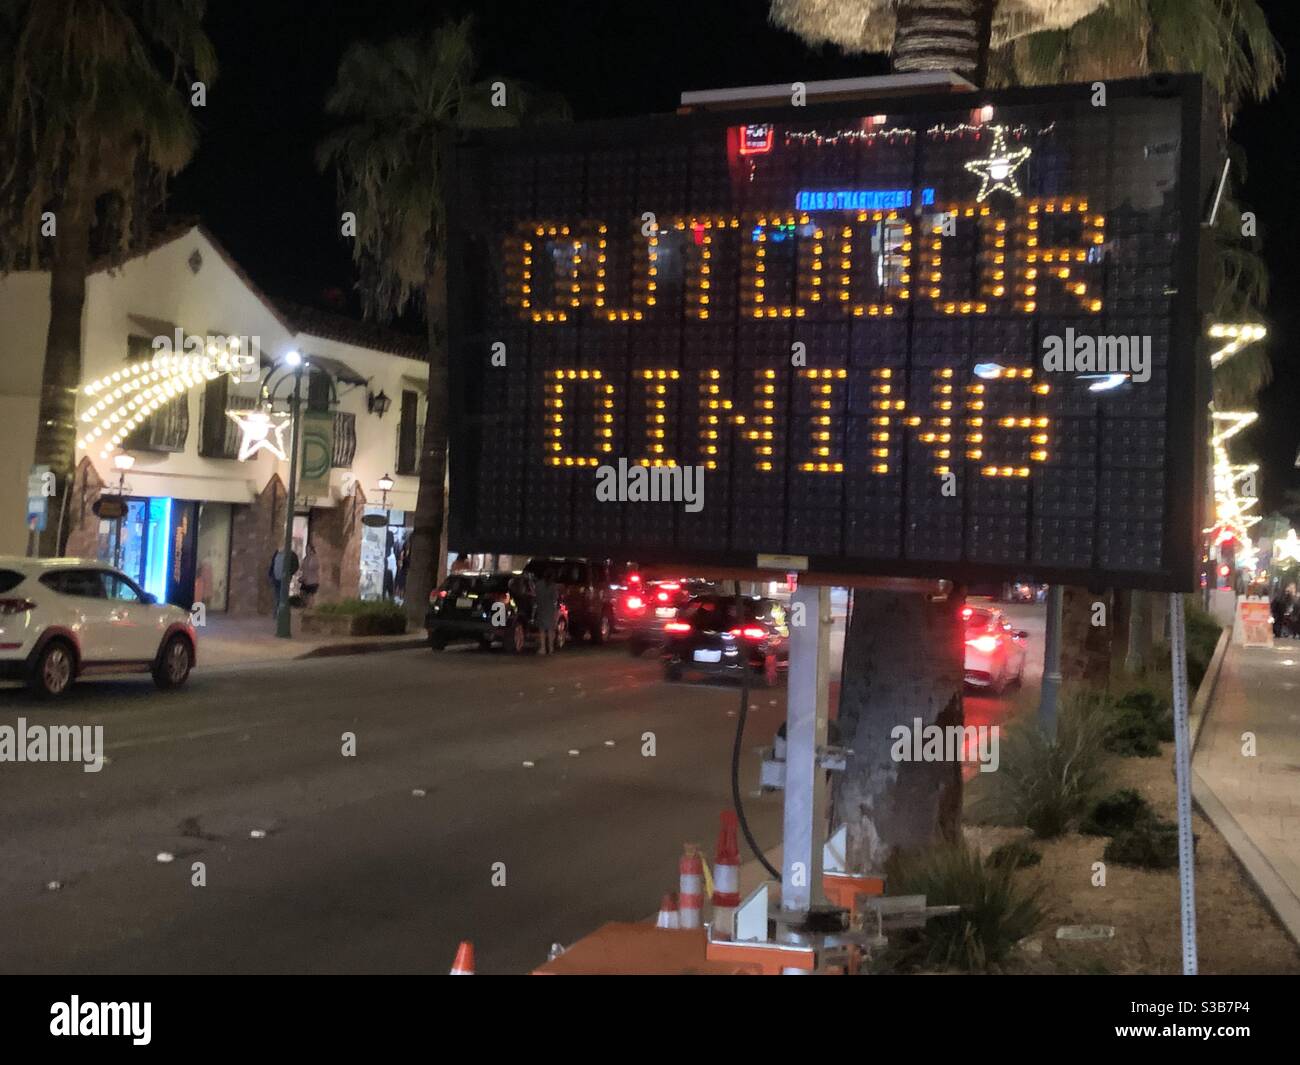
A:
[961,607,973,619]
[665,621,692,633]
[660,581,681,591]
[0,598,34,615]
[629,573,641,584]
[431,589,446,603]
[966,634,1000,654]
[656,591,671,603]
[731,625,766,639]
[626,595,644,611]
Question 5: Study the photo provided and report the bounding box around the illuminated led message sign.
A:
[446,77,1211,589]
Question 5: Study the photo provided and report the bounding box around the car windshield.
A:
[525,559,584,585]
[441,575,506,596]
[685,597,769,629]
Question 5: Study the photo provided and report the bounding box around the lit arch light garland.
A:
[77,341,254,461]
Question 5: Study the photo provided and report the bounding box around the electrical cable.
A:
[729,582,781,881]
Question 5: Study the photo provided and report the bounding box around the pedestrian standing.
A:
[300,543,321,605]
[534,574,559,655]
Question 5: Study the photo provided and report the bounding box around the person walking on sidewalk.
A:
[534,574,559,655]
[299,543,321,606]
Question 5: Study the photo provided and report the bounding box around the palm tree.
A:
[318,16,567,626]
[0,0,217,556]
[771,0,1105,874]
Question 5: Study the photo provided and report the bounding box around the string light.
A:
[1208,322,1267,367]
[965,126,1033,201]
[77,344,252,461]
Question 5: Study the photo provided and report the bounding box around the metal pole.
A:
[111,472,125,569]
[276,365,304,638]
[1168,592,1199,974]
[781,583,830,915]
[1039,583,1063,739]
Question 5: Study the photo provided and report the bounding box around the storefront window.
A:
[358,507,410,602]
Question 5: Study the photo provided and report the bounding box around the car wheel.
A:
[554,618,568,651]
[152,634,192,690]
[429,634,447,651]
[592,613,611,644]
[507,622,526,654]
[664,659,683,682]
[28,639,75,699]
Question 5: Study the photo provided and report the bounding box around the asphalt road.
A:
[0,601,1042,974]
[0,639,787,974]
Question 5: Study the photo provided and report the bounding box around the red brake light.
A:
[966,634,1000,654]
[656,591,670,602]
[660,581,681,591]
[741,625,766,639]
[626,595,644,611]
[961,607,973,619]
[665,621,692,633]
[0,598,34,615]
[629,573,642,584]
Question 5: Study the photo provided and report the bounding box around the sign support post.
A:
[781,584,831,919]
[1039,584,1063,740]
[1168,592,1199,974]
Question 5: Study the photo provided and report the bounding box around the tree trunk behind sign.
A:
[828,0,992,875]
[404,255,450,626]
[832,588,965,872]
[891,0,997,84]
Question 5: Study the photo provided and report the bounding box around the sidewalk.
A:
[196,612,426,668]
[1194,637,1300,945]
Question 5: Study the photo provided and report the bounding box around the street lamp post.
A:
[376,473,394,599]
[276,351,305,639]
[111,453,134,569]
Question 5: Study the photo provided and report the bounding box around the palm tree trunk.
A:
[1061,585,1110,686]
[828,0,992,876]
[35,187,93,557]
[832,588,965,873]
[891,0,997,84]
[404,254,450,625]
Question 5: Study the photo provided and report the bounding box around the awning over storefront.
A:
[306,355,366,387]
[117,471,259,505]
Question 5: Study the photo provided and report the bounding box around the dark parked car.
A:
[623,578,719,656]
[426,571,567,654]
[661,594,789,686]
[523,557,634,644]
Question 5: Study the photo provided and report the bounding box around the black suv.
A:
[523,557,630,644]
[426,571,568,654]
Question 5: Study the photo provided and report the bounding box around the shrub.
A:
[1114,687,1175,743]
[1104,818,1184,870]
[312,598,407,635]
[882,843,1047,972]
[1080,789,1155,836]
[1183,600,1223,690]
[987,840,1042,870]
[1102,702,1162,757]
[971,691,1110,839]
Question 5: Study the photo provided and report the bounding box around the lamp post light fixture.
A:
[367,389,391,418]
[377,472,395,509]
[110,452,135,570]
[275,350,307,639]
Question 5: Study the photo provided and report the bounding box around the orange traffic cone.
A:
[655,892,680,929]
[712,811,741,939]
[450,940,475,975]
[679,844,704,930]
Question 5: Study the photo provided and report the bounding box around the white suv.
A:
[0,557,196,698]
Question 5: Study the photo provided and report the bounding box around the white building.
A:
[0,222,433,613]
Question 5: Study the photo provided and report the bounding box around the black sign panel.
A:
[447,77,1211,590]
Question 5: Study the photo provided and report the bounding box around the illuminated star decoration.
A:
[1275,529,1300,566]
[227,406,291,462]
[964,125,1033,202]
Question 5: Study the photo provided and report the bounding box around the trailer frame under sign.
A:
[445,76,1215,591]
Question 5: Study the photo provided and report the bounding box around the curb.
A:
[296,635,427,660]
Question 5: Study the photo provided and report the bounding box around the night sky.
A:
[169,0,1299,512]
